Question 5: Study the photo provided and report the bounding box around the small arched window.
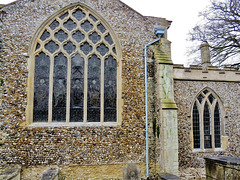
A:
[192,88,224,150]
[27,3,121,125]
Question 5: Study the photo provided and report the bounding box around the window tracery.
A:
[192,88,224,150]
[29,4,120,124]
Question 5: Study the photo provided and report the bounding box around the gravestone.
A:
[41,167,59,180]
[122,163,141,180]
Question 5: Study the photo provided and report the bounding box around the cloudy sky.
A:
[0,0,212,65]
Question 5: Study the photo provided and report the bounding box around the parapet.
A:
[173,64,240,82]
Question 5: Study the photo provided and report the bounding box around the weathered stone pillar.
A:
[154,38,178,176]
[200,43,211,68]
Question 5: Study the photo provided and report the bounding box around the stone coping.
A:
[204,156,240,166]
[173,64,239,72]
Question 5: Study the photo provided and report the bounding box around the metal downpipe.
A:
[144,29,164,178]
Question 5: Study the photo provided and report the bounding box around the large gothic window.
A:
[192,88,223,150]
[30,4,120,124]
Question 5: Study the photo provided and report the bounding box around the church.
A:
[0,0,239,179]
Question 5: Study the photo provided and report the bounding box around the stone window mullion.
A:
[200,101,204,150]
[101,57,104,123]
[83,56,88,123]
[48,55,55,123]
[66,54,71,123]
[210,101,215,149]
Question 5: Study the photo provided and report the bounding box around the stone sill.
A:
[192,148,226,153]
[28,122,120,127]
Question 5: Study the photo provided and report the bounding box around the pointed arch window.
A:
[192,88,224,150]
[28,3,121,125]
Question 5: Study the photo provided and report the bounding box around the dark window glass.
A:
[104,56,117,122]
[60,12,68,20]
[89,14,97,22]
[33,52,50,122]
[40,30,50,41]
[87,55,101,122]
[197,94,203,103]
[97,23,106,33]
[63,41,76,54]
[72,30,85,43]
[112,47,116,54]
[72,9,85,21]
[55,30,68,42]
[192,102,200,148]
[80,42,92,55]
[105,34,113,45]
[204,102,212,148]
[64,19,77,31]
[49,20,59,30]
[203,90,209,94]
[45,40,59,54]
[52,53,67,122]
[97,43,109,56]
[89,32,101,44]
[70,54,84,122]
[81,20,93,32]
[214,102,221,148]
[35,43,40,51]
[208,94,214,104]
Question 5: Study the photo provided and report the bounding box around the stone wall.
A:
[174,66,240,168]
[0,0,171,178]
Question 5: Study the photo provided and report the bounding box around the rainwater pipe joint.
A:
[144,28,165,178]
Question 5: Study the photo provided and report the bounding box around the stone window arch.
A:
[26,3,122,125]
[191,88,227,151]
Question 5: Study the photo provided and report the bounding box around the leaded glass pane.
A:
[70,54,84,122]
[89,14,97,22]
[40,30,50,41]
[105,34,113,45]
[97,43,109,56]
[80,42,92,55]
[208,94,214,104]
[104,56,116,122]
[72,9,85,21]
[72,30,85,43]
[60,12,68,20]
[49,20,59,30]
[192,102,200,148]
[35,43,40,51]
[204,102,212,148]
[214,102,221,148]
[33,52,50,122]
[81,20,93,32]
[112,47,116,54]
[87,55,100,122]
[52,53,67,122]
[64,19,77,31]
[97,23,106,33]
[45,40,59,54]
[55,30,68,42]
[63,41,76,54]
[89,32,101,44]
[203,90,209,94]
[197,94,203,103]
